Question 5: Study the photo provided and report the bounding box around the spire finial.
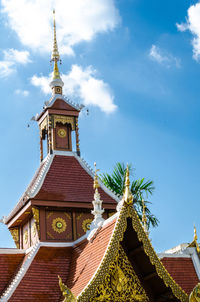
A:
[90,162,104,229]
[49,9,64,95]
[142,200,149,235]
[188,225,200,253]
[123,164,133,205]
[93,162,100,190]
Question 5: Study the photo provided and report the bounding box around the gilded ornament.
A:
[89,245,148,302]
[53,115,75,130]
[32,207,40,235]
[58,275,77,302]
[24,229,28,244]
[52,217,67,233]
[9,228,19,249]
[82,218,93,232]
[78,196,188,302]
[189,283,200,302]
[58,128,67,138]
[188,226,200,253]
[32,222,37,238]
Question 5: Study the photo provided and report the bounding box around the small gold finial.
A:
[93,162,100,189]
[58,276,77,302]
[188,225,200,253]
[142,200,149,235]
[123,164,133,205]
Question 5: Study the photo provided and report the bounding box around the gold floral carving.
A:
[52,217,67,233]
[32,222,37,238]
[82,219,93,232]
[53,115,75,130]
[89,245,148,302]
[78,202,188,302]
[9,228,19,249]
[32,207,40,236]
[24,229,28,245]
[58,128,67,138]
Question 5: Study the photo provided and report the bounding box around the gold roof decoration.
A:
[50,10,64,93]
[93,162,100,190]
[79,180,188,302]
[188,225,200,254]
[90,162,104,230]
[123,164,133,206]
[142,199,149,236]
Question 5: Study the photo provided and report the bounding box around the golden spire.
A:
[188,225,200,253]
[93,162,100,190]
[123,165,133,205]
[50,10,64,94]
[142,200,149,235]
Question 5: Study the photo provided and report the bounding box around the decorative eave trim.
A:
[0,243,40,301]
[4,154,52,224]
[44,94,81,111]
[77,203,188,302]
[0,249,25,255]
[158,253,191,259]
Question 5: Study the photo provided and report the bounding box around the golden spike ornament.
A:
[188,225,200,253]
[58,276,77,302]
[93,162,100,189]
[51,10,61,80]
[123,165,133,206]
[142,200,149,235]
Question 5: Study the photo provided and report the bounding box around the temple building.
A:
[0,11,200,302]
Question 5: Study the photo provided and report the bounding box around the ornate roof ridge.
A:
[44,94,82,111]
[77,200,188,302]
[0,243,40,301]
[4,154,52,224]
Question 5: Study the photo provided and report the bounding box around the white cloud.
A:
[176,1,200,60]
[4,49,31,64]
[31,64,117,113]
[0,48,31,78]
[1,0,120,55]
[15,89,29,96]
[149,45,180,68]
[0,60,14,77]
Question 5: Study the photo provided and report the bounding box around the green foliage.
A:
[101,162,159,229]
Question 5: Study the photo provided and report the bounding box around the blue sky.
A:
[0,0,200,252]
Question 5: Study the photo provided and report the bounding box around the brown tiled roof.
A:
[50,98,79,112]
[34,155,117,206]
[9,247,72,302]
[6,219,116,301]
[0,252,25,296]
[162,257,199,294]
[68,219,116,296]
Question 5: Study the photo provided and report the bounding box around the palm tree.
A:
[100,162,159,229]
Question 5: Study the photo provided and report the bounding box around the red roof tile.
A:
[51,98,79,112]
[68,219,116,296]
[0,252,25,295]
[162,257,199,294]
[9,247,72,302]
[35,155,117,206]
